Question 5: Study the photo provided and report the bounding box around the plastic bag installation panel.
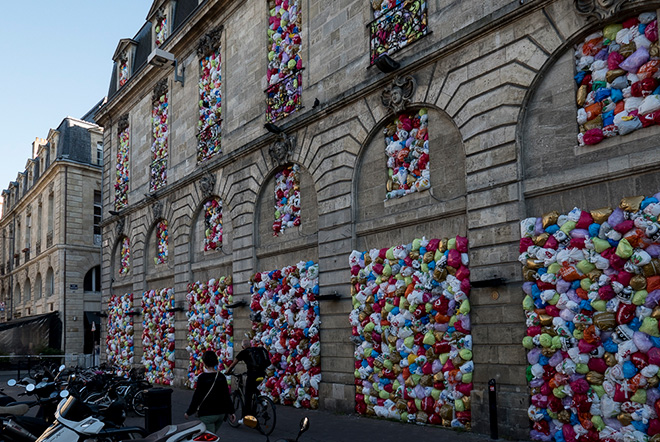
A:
[151,90,169,191]
[115,126,129,210]
[186,276,233,388]
[369,0,428,65]
[198,47,222,162]
[119,237,130,276]
[204,198,223,251]
[349,236,473,428]
[273,164,301,236]
[520,193,660,441]
[576,12,659,146]
[266,0,303,122]
[106,293,135,376]
[250,261,321,409]
[141,288,175,385]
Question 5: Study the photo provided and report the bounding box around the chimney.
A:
[32,137,47,159]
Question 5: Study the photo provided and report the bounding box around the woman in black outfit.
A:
[184,350,235,434]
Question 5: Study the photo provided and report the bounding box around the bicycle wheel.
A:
[254,395,276,436]
[131,389,146,416]
[86,392,112,407]
[227,392,243,428]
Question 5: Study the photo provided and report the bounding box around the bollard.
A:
[488,379,498,440]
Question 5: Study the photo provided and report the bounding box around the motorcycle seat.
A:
[0,404,29,416]
[127,421,204,442]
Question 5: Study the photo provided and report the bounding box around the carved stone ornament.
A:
[381,75,417,114]
[197,25,223,57]
[198,173,216,199]
[117,114,129,134]
[152,78,168,103]
[115,217,125,236]
[268,134,296,166]
[152,200,163,221]
[573,0,638,21]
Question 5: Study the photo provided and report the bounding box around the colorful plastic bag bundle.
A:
[186,277,233,388]
[151,92,168,191]
[266,0,302,121]
[141,288,175,385]
[106,293,134,376]
[273,164,301,236]
[155,14,167,47]
[198,48,222,162]
[520,192,660,441]
[349,236,472,428]
[250,261,321,409]
[120,237,130,275]
[203,198,223,251]
[575,12,660,146]
[369,0,428,64]
[115,126,129,210]
[384,108,430,200]
[119,58,129,87]
[267,0,302,86]
[155,220,168,265]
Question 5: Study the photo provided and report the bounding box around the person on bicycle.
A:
[226,340,270,417]
[185,350,234,433]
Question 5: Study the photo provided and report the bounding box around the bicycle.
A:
[227,372,276,436]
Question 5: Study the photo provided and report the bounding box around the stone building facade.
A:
[96,0,660,438]
[0,114,104,354]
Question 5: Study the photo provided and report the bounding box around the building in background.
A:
[0,105,105,355]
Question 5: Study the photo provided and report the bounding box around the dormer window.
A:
[112,39,138,89]
[147,1,175,49]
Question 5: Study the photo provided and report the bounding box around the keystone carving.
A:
[153,78,168,103]
[381,75,416,114]
[199,173,216,199]
[152,200,163,220]
[573,0,638,21]
[268,134,296,166]
[117,114,129,134]
[197,25,223,57]
[115,217,125,236]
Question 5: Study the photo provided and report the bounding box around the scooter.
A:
[36,395,218,442]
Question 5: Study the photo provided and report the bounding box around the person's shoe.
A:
[237,418,243,425]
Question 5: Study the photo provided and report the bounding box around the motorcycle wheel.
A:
[86,392,112,407]
[227,392,243,428]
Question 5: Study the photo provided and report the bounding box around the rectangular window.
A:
[96,142,103,166]
[25,215,31,251]
[369,1,429,65]
[94,191,102,246]
[150,84,168,192]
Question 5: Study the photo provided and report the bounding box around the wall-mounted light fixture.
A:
[375,54,400,73]
[166,301,185,313]
[148,48,185,86]
[471,277,507,288]
[108,210,121,216]
[264,123,284,134]
[226,300,247,309]
[316,291,342,301]
[126,310,141,317]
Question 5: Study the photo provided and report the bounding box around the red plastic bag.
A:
[583,128,604,145]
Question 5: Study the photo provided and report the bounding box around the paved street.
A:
[0,370,495,442]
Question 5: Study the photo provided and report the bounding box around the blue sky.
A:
[0,1,153,188]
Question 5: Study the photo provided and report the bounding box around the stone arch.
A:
[146,218,172,275]
[112,235,132,280]
[35,273,42,300]
[24,277,31,302]
[190,195,233,265]
[353,104,467,249]
[254,162,319,270]
[45,267,54,298]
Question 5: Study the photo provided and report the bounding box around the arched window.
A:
[35,273,42,300]
[46,267,54,297]
[155,220,168,265]
[84,266,101,292]
[24,279,31,301]
[203,198,223,251]
[14,283,21,305]
[119,237,130,275]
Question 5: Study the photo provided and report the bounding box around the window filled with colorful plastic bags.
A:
[203,198,223,251]
[155,220,168,265]
[266,0,302,122]
[155,13,168,47]
[250,261,321,409]
[520,193,660,441]
[106,293,134,377]
[151,91,168,191]
[349,236,472,428]
[576,12,659,146]
[369,0,428,65]
[198,48,222,162]
[186,277,233,388]
[115,125,129,210]
[384,108,430,200]
[273,164,301,236]
[119,236,130,276]
[141,288,175,385]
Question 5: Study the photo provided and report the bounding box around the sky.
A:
[0,1,153,188]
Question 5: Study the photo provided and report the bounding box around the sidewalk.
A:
[127,386,494,442]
